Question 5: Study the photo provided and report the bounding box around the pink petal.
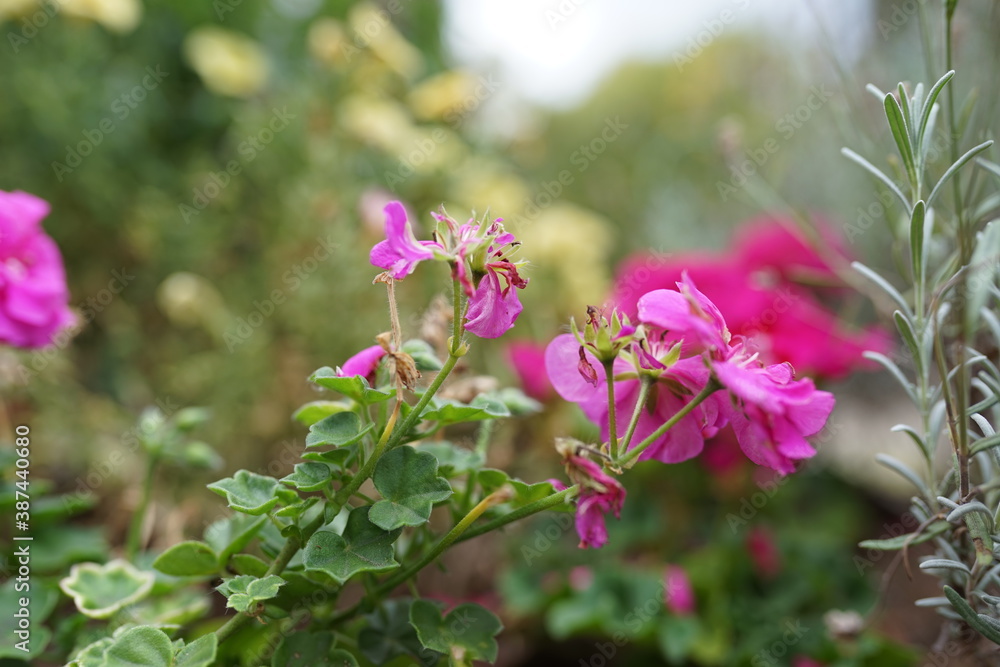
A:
[464,269,523,338]
[338,345,387,382]
[506,341,554,400]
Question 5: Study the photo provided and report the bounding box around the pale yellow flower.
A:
[347,2,423,79]
[307,17,348,68]
[62,0,141,32]
[183,27,269,98]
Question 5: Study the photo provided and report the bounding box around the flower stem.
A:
[125,455,158,560]
[333,401,400,506]
[215,512,326,644]
[620,375,654,452]
[454,485,578,545]
[603,361,619,459]
[617,380,720,469]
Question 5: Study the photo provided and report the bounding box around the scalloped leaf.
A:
[306,412,372,448]
[303,506,401,584]
[370,447,452,530]
[174,634,218,667]
[293,400,354,426]
[281,462,335,492]
[208,471,282,515]
[421,395,510,425]
[59,559,155,619]
[204,514,268,567]
[216,574,286,613]
[309,367,395,404]
[409,599,503,664]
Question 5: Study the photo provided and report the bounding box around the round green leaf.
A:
[174,634,218,667]
[281,462,334,492]
[309,367,395,404]
[370,447,452,530]
[409,600,503,664]
[59,559,155,619]
[152,541,219,577]
[293,400,353,426]
[306,412,372,448]
[103,626,173,667]
[303,506,401,584]
[207,470,282,515]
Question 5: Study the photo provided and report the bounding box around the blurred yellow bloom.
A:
[63,0,141,32]
[307,17,348,68]
[450,163,530,224]
[156,272,228,335]
[408,70,477,122]
[1,0,141,32]
[340,94,414,153]
[347,2,423,79]
[183,27,269,98]
[519,203,613,311]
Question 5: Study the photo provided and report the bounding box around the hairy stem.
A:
[604,361,619,459]
[620,375,654,452]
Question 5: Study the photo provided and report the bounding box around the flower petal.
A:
[464,269,523,338]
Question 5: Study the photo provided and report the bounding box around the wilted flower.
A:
[557,439,625,549]
[369,201,528,339]
[0,190,74,349]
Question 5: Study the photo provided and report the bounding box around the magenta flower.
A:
[368,201,528,339]
[464,260,526,338]
[0,190,74,349]
[559,447,625,549]
[506,341,553,401]
[664,565,695,615]
[612,216,891,380]
[337,344,386,384]
[369,201,438,279]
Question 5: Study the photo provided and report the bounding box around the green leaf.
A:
[301,447,356,469]
[859,520,950,550]
[421,395,511,425]
[281,462,334,492]
[306,412,372,448]
[967,219,1000,334]
[59,559,155,619]
[230,553,269,577]
[402,339,444,371]
[216,574,286,613]
[358,599,441,666]
[272,632,333,666]
[928,139,995,207]
[493,387,544,416]
[852,261,913,319]
[127,588,211,627]
[293,400,353,426]
[918,71,954,148]
[370,447,452,530]
[328,649,360,666]
[174,634,218,667]
[103,626,173,667]
[152,541,219,577]
[419,441,485,477]
[943,585,1000,645]
[409,599,503,664]
[909,199,925,286]
[204,514,267,567]
[310,367,395,404]
[884,92,916,185]
[841,148,910,212]
[303,506,401,584]
[208,471,283,515]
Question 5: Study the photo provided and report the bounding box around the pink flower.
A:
[0,190,74,349]
[369,201,438,279]
[368,201,528,339]
[559,445,625,549]
[612,217,890,380]
[792,658,825,667]
[746,525,782,579]
[664,565,695,615]
[506,341,554,401]
[337,344,386,384]
[464,260,527,339]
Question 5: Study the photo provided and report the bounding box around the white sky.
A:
[442,0,874,109]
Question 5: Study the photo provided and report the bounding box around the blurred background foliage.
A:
[4,0,1000,664]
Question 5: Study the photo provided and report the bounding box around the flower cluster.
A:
[370,201,528,339]
[547,274,834,548]
[0,190,74,349]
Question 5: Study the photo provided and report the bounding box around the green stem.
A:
[333,402,400,507]
[215,512,325,644]
[620,375,654,451]
[125,455,158,560]
[604,361,619,459]
[618,380,721,468]
[374,489,515,596]
[454,485,578,545]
